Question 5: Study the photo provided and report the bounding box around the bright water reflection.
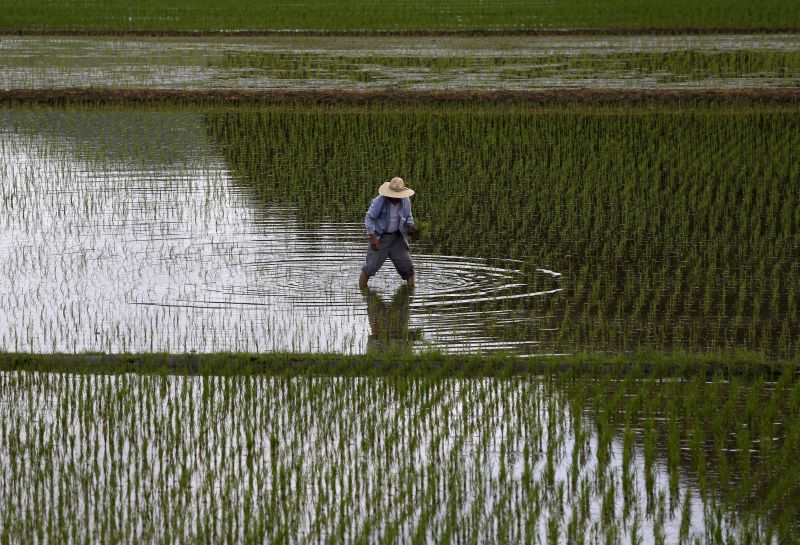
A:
[0,110,561,354]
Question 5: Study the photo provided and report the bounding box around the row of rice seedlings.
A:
[204,102,800,358]
[567,366,800,541]
[0,37,215,91]
[213,49,800,86]
[5,35,800,92]
[0,370,782,543]
[1,0,798,31]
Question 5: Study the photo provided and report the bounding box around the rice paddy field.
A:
[3,5,800,544]
[1,357,799,543]
[3,35,800,91]
[2,0,799,31]
[1,97,798,542]
[1,101,797,357]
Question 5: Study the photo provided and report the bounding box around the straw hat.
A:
[378,177,415,198]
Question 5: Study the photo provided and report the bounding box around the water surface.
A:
[0,109,561,354]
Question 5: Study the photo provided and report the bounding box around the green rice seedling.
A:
[666,404,681,502]
[679,489,692,544]
[643,414,657,513]
[630,515,642,545]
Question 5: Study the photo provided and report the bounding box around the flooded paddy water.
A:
[1,103,798,356]
[0,109,562,354]
[2,34,800,91]
[2,6,800,541]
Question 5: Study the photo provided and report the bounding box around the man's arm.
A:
[365,197,380,235]
[365,197,383,250]
[403,199,422,239]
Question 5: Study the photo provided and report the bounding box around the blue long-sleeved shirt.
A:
[364,196,414,241]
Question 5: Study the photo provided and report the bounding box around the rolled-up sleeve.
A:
[404,198,414,226]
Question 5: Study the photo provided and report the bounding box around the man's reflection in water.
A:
[361,284,422,353]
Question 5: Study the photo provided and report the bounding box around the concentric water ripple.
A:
[182,221,563,354]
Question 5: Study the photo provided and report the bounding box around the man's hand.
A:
[370,234,380,251]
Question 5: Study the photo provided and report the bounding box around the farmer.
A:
[359,177,417,288]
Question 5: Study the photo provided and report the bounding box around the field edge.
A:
[3,28,800,37]
[3,89,800,108]
[0,351,795,378]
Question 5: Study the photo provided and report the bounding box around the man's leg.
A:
[360,236,390,287]
[388,236,415,286]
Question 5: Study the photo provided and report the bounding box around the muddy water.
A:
[2,34,800,90]
[0,109,561,354]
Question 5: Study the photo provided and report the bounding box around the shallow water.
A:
[0,109,561,354]
[2,34,800,90]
